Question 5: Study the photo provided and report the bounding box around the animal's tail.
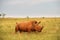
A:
[16,22,18,24]
[15,26,18,33]
[15,22,19,33]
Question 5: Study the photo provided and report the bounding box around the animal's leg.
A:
[19,30,22,33]
[27,29,31,33]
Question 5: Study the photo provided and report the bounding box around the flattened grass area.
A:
[0,18,60,40]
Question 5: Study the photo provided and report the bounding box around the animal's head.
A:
[31,20,41,27]
[31,20,43,32]
[34,25,44,32]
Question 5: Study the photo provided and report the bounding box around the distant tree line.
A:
[0,12,6,18]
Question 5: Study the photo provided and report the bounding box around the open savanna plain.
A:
[0,18,60,40]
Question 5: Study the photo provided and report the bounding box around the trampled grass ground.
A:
[0,18,60,40]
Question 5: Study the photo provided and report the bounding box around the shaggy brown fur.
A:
[15,20,43,33]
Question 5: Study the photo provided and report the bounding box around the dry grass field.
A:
[0,18,60,40]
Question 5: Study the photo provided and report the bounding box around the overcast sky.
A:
[0,0,60,17]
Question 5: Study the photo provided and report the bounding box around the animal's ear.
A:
[38,21,41,24]
[34,21,37,24]
[32,20,37,24]
[32,20,38,26]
